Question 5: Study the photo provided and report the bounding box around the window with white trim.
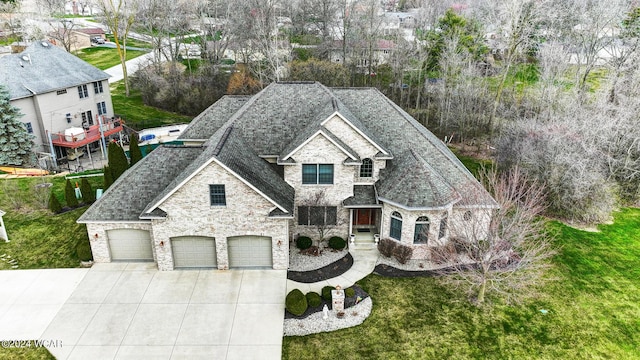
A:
[302,164,333,184]
[93,81,104,94]
[77,84,88,99]
[24,122,33,133]
[209,184,226,206]
[414,216,429,244]
[439,212,448,239]
[390,211,402,240]
[97,101,107,115]
[359,158,373,177]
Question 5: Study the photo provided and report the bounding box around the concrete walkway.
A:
[286,247,380,294]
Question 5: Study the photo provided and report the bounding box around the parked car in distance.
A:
[91,37,105,45]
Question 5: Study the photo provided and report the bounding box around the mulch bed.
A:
[284,284,369,319]
[373,263,476,277]
[287,253,354,283]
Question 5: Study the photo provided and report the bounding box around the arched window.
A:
[438,212,448,239]
[390,211,402,240]
[359,158,373,178]
[463,210,472,221]
[414,216,430,244]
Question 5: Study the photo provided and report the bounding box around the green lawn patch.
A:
[105,34,153,49]
[110,80,192,130]
[74,47,148,70]
[0,175,103,270]
[282,208,640,359]
[0,346,55,360]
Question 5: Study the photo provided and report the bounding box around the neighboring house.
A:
[0,41,120,164]
[48,27,105,51]
[329,39,396,69]
[78,82,497,271]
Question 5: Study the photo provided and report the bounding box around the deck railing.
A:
[51,118,124,148]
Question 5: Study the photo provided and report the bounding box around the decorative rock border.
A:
[287,253,354,283]
[284,297,373,336]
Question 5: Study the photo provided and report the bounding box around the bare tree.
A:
[298,190,345,247]
[432,167,554,305]
[37,0,79,52]
[95,0,138,96]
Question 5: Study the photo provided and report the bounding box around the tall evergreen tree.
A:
[80,178,95,203]
[65,179,78,208]
[48,190,62,214]
[107,141,128,181]
[0,85,34,166]
[129,134,143,166]
[103,165,114,189]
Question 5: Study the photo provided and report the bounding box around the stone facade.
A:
[151,159,289,270]
[85,222,154,263]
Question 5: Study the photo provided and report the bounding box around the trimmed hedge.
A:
[296,236,313,250]
[328,236,346,250]
[48,191,62,214]
[321,285,336,301]
[285,289,308,316]
[305,292,322,307]
[76,238,93,262]
[345,287,356,298]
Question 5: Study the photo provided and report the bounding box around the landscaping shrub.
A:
[64,179,78,208]
[305,292,322,307]
[76,238,93,262]
[321,286,336,301]
[129,134,143,166]
[108,141,129,181]
[296,236,313,250]
[378,238,398,258]
[285,289,308,316]
[103,165,113,189]
[48,190,62,214]
[80,178,95,203]
[328,236,346,250]
[393,242,414,264]
[345,287,356,298]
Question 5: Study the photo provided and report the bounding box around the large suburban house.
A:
[0,41,120,164]
[77,82,497,271]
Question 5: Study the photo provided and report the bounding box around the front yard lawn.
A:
[282,208,640,359]
[74,47,148,70]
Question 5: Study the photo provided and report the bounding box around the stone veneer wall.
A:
[85,222,155,263]
[151,160,289,271]
[380,202,452,259]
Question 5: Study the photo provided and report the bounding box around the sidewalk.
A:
[286,247,379,294]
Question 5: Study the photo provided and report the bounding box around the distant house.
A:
[329,39,396,69]
[0,41,121,164]
[48,27,106,51]
[78,82,497,271]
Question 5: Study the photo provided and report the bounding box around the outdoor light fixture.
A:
[93,233,98,238]
[159,241,165,247]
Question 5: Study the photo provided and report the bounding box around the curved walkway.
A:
[286,248,380,294]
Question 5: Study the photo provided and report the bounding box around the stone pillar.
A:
[331,286,345,312]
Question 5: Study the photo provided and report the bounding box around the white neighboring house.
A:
[0,209,7,242]
[0,41,123,164]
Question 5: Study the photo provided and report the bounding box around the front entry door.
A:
[354,209,376,225]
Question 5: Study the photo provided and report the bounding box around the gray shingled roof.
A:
[343,185,379,207]
[178,96,251,140]
[142,126,295,216]
[377,150,461,208]
[77,146,204,222]
[332,87,498,208]
[0,41,110,100]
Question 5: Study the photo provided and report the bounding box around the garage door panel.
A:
[107,229,153,261]
[228,236,272,268]
[172,236,217,268]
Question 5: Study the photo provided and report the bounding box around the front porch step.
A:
[350,241,377,250]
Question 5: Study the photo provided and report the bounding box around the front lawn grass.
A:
[0,346,55,360]
[110,80,192,130]
[282,208,640,359]
[73,47,148,70]
[0,175,103,270]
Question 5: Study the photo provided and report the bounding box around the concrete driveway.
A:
[1,264,287,360]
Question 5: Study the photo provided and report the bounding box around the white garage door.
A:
[171,236,217,269]
[228,236,272,268]
[107,229,153,261]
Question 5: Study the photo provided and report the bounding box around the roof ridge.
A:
[213,127,233,156]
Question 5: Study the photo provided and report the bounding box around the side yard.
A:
[73,47,148,70]
[282,208,640,359]
[0,175,103,270]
